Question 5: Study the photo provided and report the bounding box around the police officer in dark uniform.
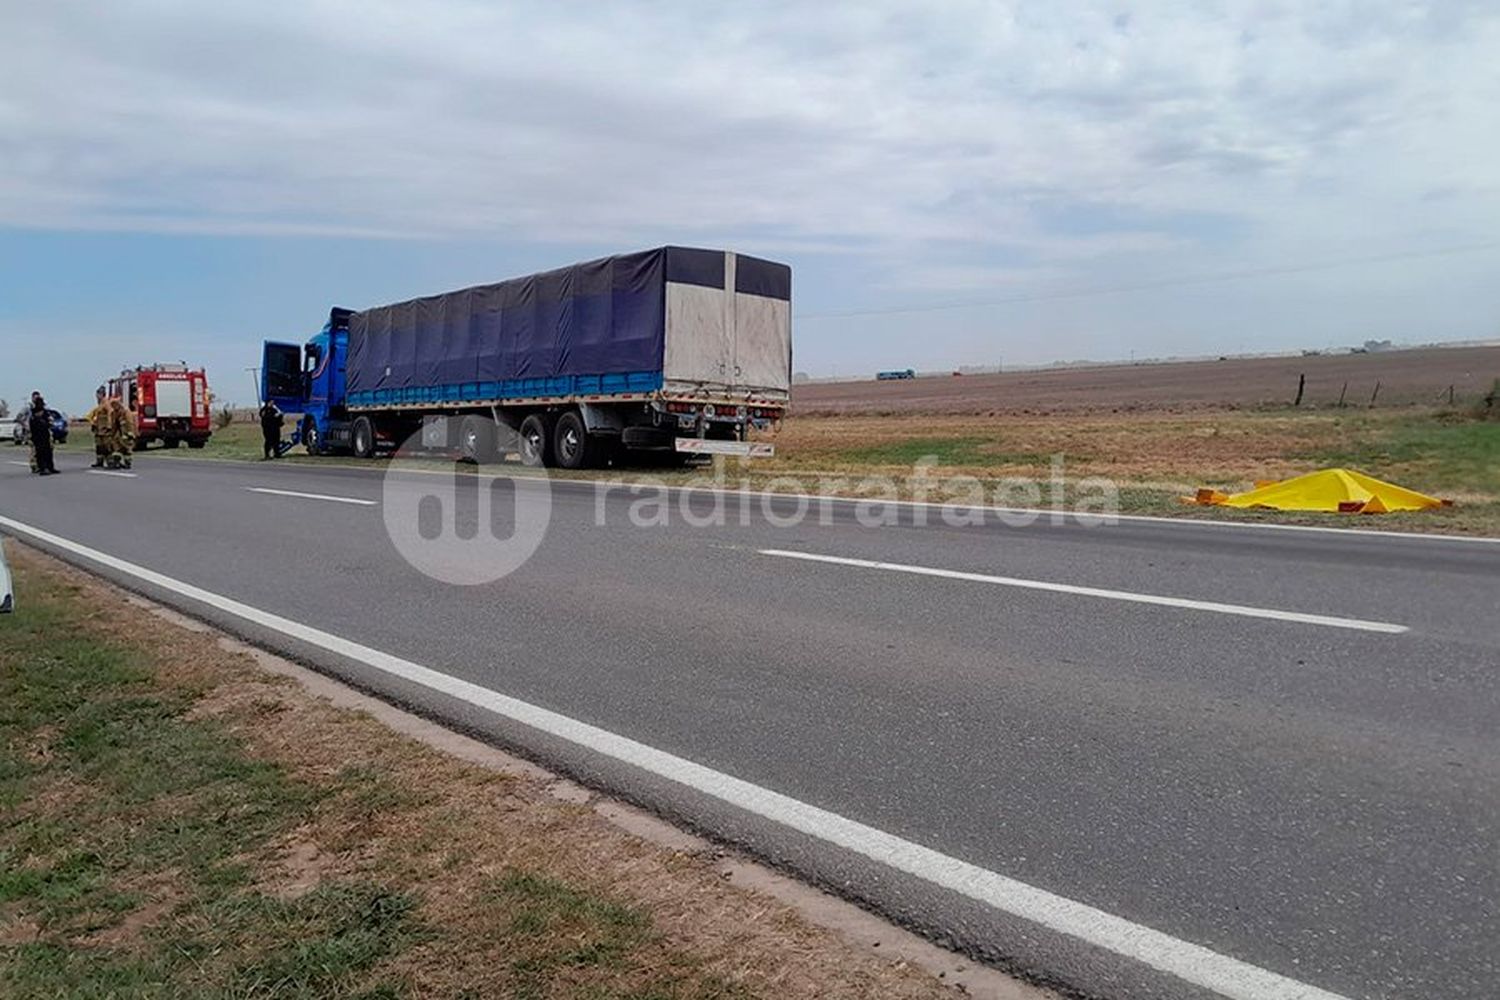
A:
[28,393,58,475]
[259,400,284,459]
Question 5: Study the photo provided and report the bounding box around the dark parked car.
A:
[10,410,68,446]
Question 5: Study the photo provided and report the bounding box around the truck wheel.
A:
[518,414,553,468]
[303,419,320,455]
[458,415,495,464]
[351,416,376,459]
[552,411,597,470]
[187,440,205,450]
[164,438,180,449]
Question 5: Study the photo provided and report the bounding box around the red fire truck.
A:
[108,364,213,450]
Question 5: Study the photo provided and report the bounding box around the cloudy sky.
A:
[3,1,1499,411]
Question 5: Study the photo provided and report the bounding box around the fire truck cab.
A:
[108,364,213,450]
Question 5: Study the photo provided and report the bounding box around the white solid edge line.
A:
[245,486,377,506]
[0,513,1349,1000]
[86,469,138,478]
[761,549,1408,635]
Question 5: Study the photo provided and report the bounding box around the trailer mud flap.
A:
[0,540,14,613]
[674,438,774,457]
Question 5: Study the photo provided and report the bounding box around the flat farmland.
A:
[793,344,1500,415]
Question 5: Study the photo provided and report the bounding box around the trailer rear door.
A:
[730,254,791,396]
[663,250,790,400]
[663,249,732,390]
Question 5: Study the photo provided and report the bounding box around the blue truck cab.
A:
[261,307,352,454]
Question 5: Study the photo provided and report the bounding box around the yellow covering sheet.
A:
[1185,468,1450,513]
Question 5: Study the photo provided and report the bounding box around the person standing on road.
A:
[107,396,135,469]
[85,386,112,468]
[28,393,57,475]
[259,400,283,459]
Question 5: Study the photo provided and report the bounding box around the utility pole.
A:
[246,367,261,402]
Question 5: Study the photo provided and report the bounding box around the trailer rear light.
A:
[665,401,697,414]
[142,404,156,418]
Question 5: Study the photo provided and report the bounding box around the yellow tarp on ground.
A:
[1185,468,1451,514]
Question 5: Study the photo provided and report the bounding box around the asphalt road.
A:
[3,450,1498,1000]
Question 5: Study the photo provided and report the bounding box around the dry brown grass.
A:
[738,405,1500,533]
[760,411,1341,484]
[3,545,965,1000]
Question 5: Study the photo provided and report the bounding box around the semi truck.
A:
[108,364,213,449]
[261,246,790,468]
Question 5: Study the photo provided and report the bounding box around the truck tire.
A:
[303,419,321,455]
[351,416,376,459]
[187,440,205,450]
[164,438,180,449]
[552,411,597,470]
[458,414,495,464]
[518,414,553,468]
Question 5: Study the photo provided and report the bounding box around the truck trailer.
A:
[261,246,790,467]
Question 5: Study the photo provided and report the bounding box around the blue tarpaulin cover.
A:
[347,247,751,400]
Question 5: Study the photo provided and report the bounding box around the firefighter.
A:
[107,396,135,469]
[28,393,58,476]
[259,400,284,459]
[85,386,112,468]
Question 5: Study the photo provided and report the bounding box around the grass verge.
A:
[0,544,954,999]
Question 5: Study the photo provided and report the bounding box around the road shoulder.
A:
[0,541,1045,1000]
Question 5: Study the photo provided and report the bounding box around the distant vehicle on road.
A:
[11,409,68,446]
[261,246,791,467]
[108,364,213,450]
[877,369,916,381]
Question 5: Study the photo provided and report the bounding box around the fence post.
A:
[1294,373,1305,407]
[1337,381,1348,408]
[1369,380,1382,408]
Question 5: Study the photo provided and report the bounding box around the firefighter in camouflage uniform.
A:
[107,396,136,468]
[85,386,112,468]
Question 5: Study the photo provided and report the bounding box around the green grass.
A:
[50,421,276,463]
[490,871,653,998]
[1307,411,1500,495]
[830,436,1053,467]
[0,554,778,999]
[0,573,420,999]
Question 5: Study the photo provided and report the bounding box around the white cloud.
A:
[2,0,1499,295]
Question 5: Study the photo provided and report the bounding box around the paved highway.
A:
[3,451,1497,999]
